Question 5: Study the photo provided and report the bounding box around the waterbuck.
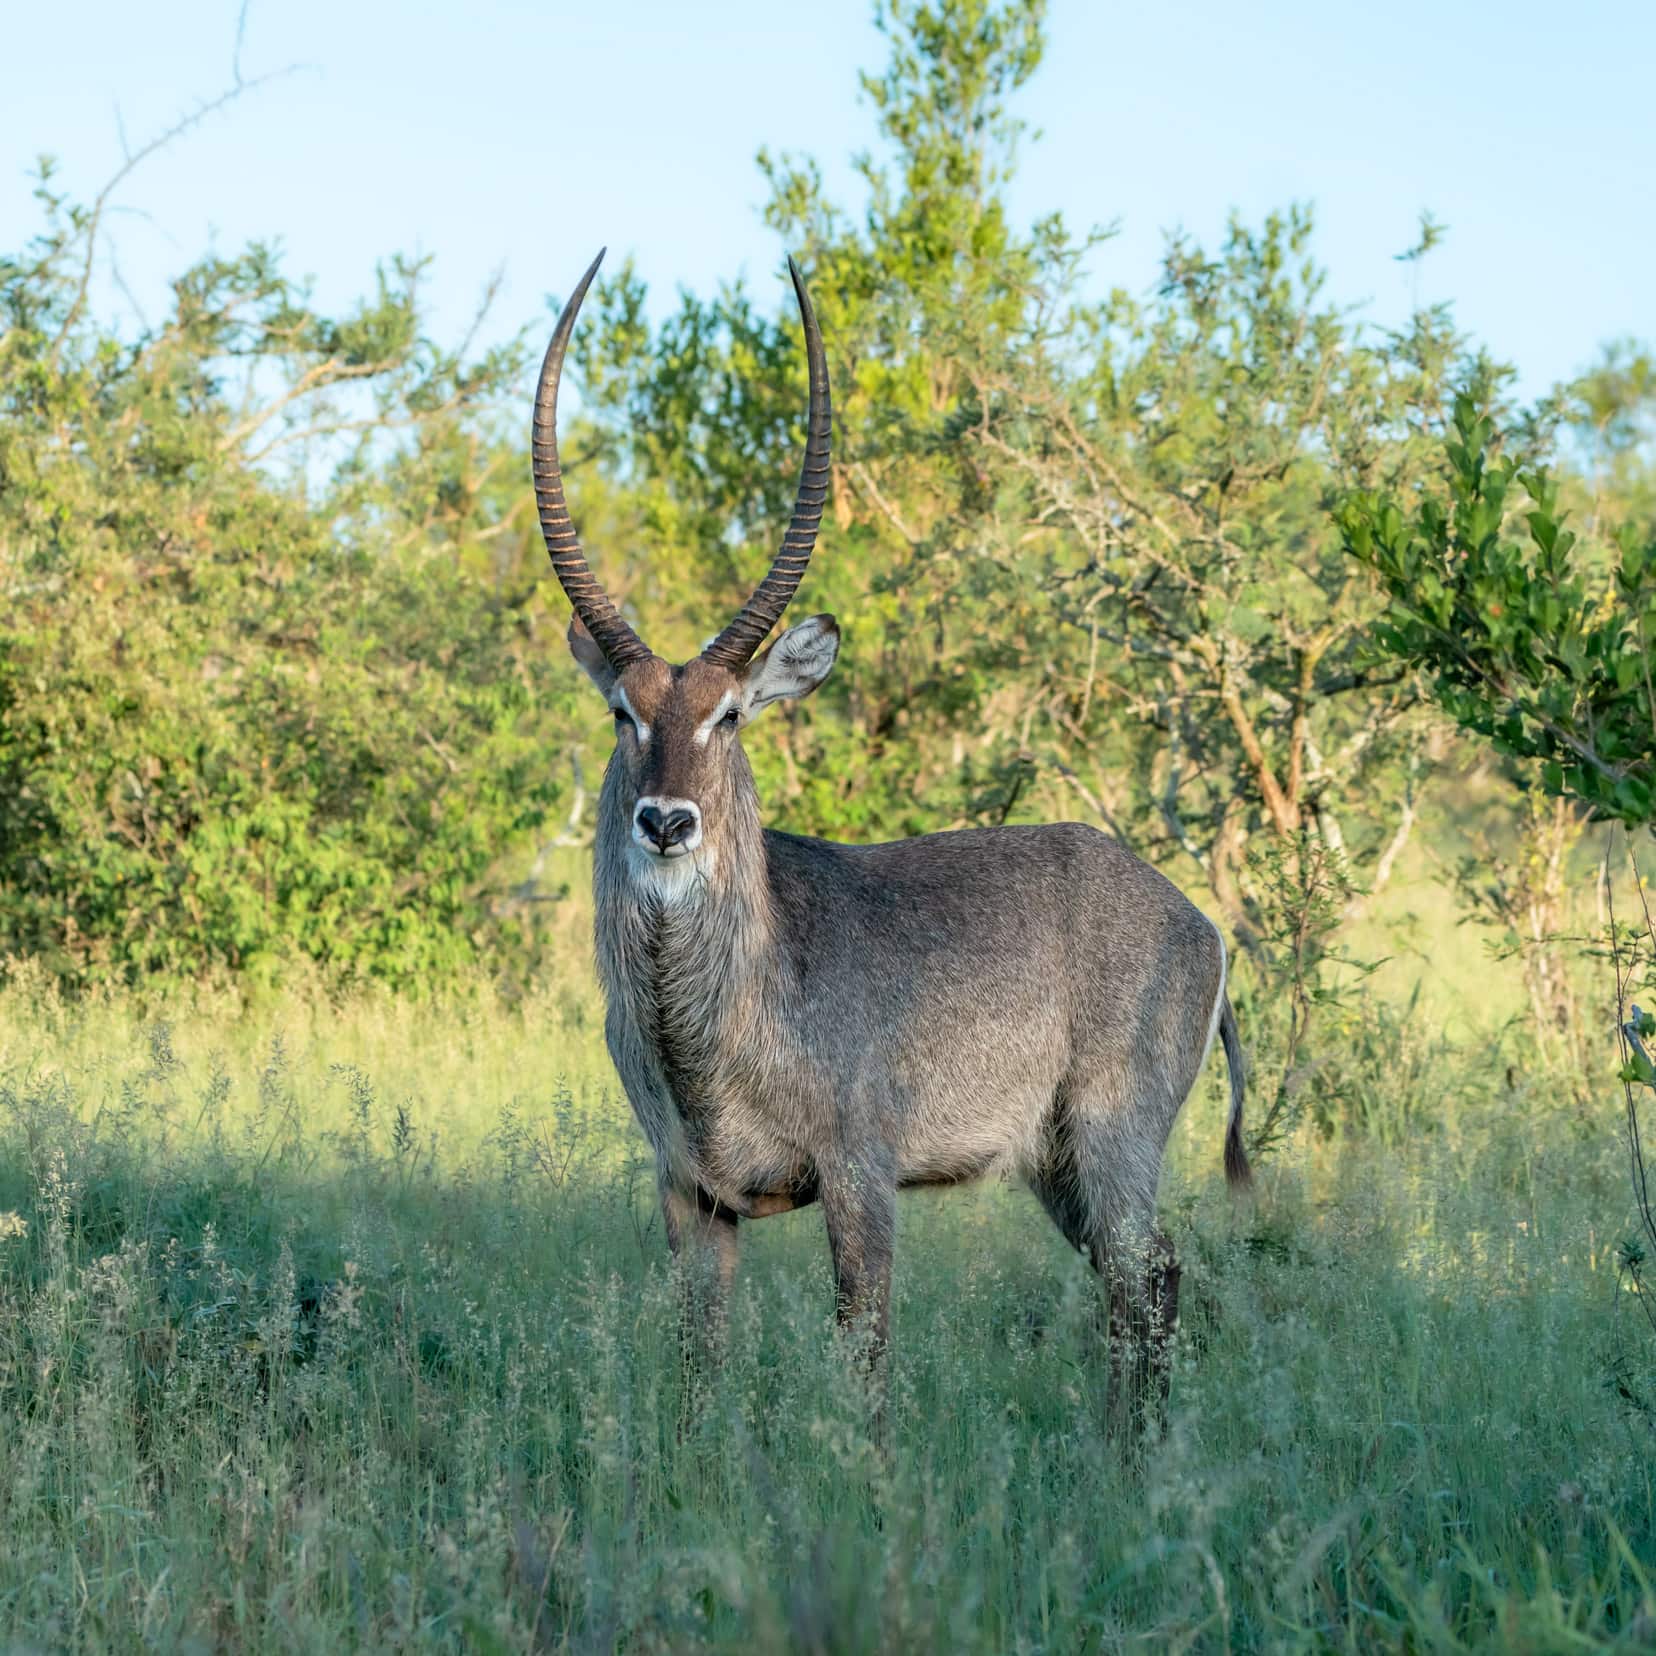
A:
[534,250,1250,1419]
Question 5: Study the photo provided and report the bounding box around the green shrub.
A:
[0,175,584,988]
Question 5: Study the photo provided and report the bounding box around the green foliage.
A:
[1345,400,1656,1388]
[1340,395,1656,826]
[959,205,1478,937]
[0,167,583,988]
[1551,337,1656,535]
[573,0,1502,994]
[3,0,1648,1038]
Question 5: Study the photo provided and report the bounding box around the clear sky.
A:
[3,1,1651,402]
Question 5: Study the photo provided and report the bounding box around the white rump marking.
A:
[1199,917,1227,1067]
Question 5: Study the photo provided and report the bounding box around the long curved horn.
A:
[701,256,831,670]
[532,249,652,670]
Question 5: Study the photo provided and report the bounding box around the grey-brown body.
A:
[531,249,1248,1423]
[601,804,1227,1224]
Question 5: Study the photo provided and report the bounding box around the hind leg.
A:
[1028,1091,1181,1435]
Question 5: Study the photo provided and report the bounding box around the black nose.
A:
[637,804,697,852]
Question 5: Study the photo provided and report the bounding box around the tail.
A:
[1218,996,1252,1190]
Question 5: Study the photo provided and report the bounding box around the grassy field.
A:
[0,950,1652,1653]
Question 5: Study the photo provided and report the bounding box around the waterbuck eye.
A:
[721,707,741,729]
[613,706,634,728]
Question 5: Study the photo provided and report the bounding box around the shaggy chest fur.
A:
[632,902,724,1119]
[597,876,809,1197]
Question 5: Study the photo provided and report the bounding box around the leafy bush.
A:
[1340,394,1656,826]
[0,172,583,988]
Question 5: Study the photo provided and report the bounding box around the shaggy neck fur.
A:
[592,747,791,1139]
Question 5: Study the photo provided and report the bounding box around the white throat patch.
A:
[626,840,714,902]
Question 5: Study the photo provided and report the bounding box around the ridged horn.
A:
[532,249,651,670]
[701,256,831,669]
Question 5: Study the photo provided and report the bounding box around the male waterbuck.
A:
[534,251,1250,1420]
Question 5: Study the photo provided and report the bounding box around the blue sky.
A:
[3,1,1651,402]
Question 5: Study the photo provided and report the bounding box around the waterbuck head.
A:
[534,251,838,891]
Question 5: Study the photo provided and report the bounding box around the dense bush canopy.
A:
[0,182,582,986]
[2,0,1652,999]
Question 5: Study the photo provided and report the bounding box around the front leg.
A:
[660,1176,739,1380]
[820,1157,896,1364]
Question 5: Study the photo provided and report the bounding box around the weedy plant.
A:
[0,972,1651,1652]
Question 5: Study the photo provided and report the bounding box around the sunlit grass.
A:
[0,959,1651,1652]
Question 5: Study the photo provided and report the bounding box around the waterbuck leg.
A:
[661,1179,739,1413]
[1100,1218,1180,1439]
[820,1160,896,1435]
[1029,1100,1180,1438]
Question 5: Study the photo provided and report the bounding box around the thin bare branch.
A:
[50,40,308,366]
[221,357,399,451]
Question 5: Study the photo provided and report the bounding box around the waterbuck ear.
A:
[567,616,616,696]
[741,614,839,718]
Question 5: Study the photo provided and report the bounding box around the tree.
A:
[577,1,1489,953]
[960,211,1499,944]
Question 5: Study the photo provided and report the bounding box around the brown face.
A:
[568,611,841,871]
[538,255,835,873]
[606,655,748,861]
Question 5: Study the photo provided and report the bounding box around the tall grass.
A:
[0,969,1651,1651]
